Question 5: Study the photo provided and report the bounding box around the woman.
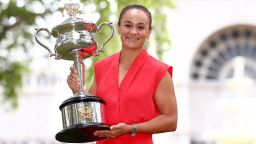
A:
[67,4,177,144]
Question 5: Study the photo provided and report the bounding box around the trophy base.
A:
[56,124,110,143]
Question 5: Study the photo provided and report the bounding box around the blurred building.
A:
[163,0,256,144]
[0,0,256,144]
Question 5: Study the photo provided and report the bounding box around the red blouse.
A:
[94,50,172,144]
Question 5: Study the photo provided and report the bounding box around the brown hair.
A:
[118,4,152,29]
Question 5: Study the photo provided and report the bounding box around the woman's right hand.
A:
[67,66,81,94]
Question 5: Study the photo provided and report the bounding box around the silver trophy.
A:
[35,3,114,143]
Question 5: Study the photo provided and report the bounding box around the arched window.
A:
[190,24,256,82]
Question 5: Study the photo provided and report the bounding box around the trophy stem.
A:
[73,49,85,96]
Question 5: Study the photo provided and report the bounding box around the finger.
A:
[67,76,80,90]
[69,70,80,82]
[68,80,79,89]
[70,66,77,74]
[70,73,79,81]
[110,123,125,130]
[67,75,75,87]
[67,75,78,87]
[110,125,118,130]
[94,130,111,134]
[94,130,112,136]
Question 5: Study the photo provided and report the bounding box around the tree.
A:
[0,0,175,108]
[0,0,53,108]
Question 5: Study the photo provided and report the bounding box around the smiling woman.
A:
[117,6,151,51]
[67,4,177,144]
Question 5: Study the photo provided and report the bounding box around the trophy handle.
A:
[35,28,56,57]
[95,22,114,55]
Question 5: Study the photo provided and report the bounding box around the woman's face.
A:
[118,9,151,50]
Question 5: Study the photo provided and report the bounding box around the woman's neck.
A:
[119,48,144,68]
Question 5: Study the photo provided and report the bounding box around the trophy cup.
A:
[35,2,114,143]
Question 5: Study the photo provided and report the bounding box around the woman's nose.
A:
[129,27,138,34]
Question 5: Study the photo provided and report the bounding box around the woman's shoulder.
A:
[147,55,173,77]
[147,55,170,68]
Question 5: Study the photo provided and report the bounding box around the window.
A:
[190,24,256,82]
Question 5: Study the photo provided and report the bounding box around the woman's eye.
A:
[138,26,145,30]
[125,25,131,27]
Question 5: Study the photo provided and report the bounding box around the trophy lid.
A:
[51,3,97,38]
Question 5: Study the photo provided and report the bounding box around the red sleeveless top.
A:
[94,50,172,144]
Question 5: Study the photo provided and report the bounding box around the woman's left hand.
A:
[94,123,131,138]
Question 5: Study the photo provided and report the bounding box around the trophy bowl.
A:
[35,17,114,60]
[55,96,110,143]
[34,2,114,143]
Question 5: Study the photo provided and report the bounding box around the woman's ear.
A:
[147,28,152,39]
[117,25,120,34]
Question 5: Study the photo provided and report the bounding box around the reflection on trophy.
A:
[35,2,114,143]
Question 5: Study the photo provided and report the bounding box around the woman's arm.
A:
[88,78,97,95]
[136,72,177,133]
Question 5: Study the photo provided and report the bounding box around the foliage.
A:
[0,0,53,108]
[0,0,175,108]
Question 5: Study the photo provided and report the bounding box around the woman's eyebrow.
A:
[123,21,132,24]
[123,21,146,25]
[137,23,146,26]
